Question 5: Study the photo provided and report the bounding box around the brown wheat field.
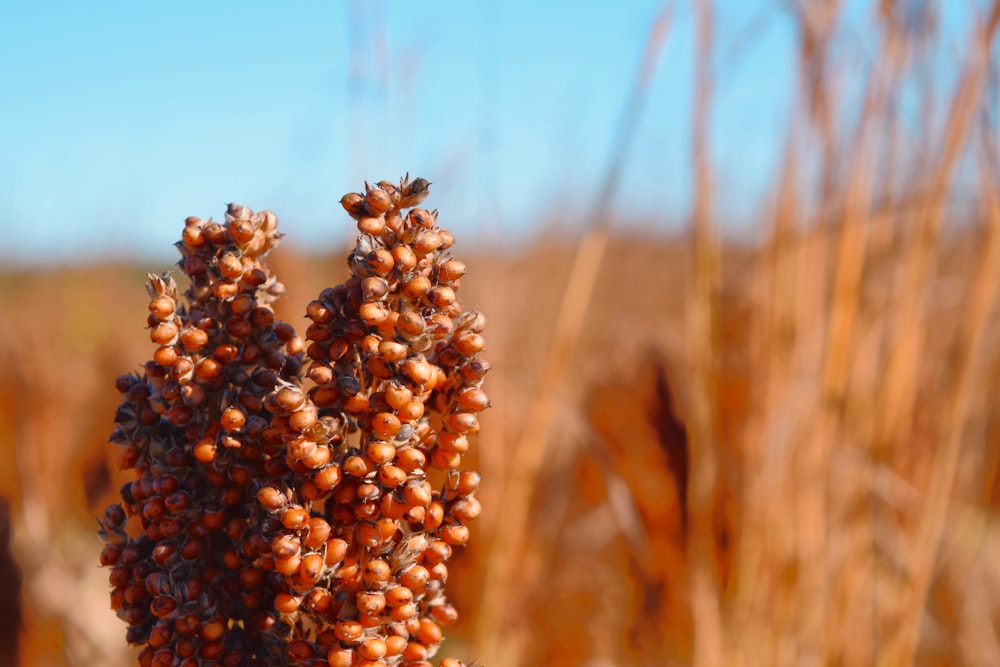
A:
[2,222,1000,667]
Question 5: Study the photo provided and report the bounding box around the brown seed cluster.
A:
[98,177,487,667]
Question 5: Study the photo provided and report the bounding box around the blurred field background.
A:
[3,1,1000,666]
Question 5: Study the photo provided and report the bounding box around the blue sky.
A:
[0,0,988,265]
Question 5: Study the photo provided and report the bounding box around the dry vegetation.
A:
[2,1,1000,666]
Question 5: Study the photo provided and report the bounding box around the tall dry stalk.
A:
[798,10,906,664]
[734,2,842,662]
[730,3,1000,666]
[873,4,999,460]
[882,9,1000,665]
[687,1,722,666]
[474,7,674,666]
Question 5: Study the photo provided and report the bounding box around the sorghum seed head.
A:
[104,187,486,665]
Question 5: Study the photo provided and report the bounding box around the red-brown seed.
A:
[403,481,432,507]
[385,585,414,607]
[307,363,335,385]
[365,188,393,214]
[200,619,226,641]
[301,443,332,469]
[395,447,426,472]
[289,405,318,431]
[325,538,349,566]
[303,517,332,548]
[257,486,286,511]
[384,635,408,656]
[377,464,407,488]
[99,543,122,566]
[451,496,482,522]
[343,394,370,414]
[214,343,240,363]
[436,259,466,282]
[402,641,429,661]
[421,540,452,566]
[150,323,178,345]
[399,564,430,592]
[451,470,482,496]
[384,383,414,410]
[358,636,388,661]
[371,412,401,439]
[343,455,372,478]
[117,445,141,470]
[401,356,433,385]
[358,216,386,235]
[426,286,456,309]
[304,588,332,614]
[430,449,462,471]
[431,603,459,625]
[149,296,175,320]
[457,386,490,411]
[396,311,425,336]
[250,306,275,327]
[327,647,354,667]
[448,412,479,433]
[381,493,407,519]
[194,357,221,379]
[357,591,387,615]
[311,385,341,407]
[417,619,443,646]
[275,385,306,411]
[366,440,396,464]
[298,552,325,585]
[150,595,177,618]
[401,276,431,299]
[150,649,174,667]
[286,640,315,661]
[211,279,239,300]
[459,358,491,382]
[335,620,364,644]
[220,406,246,431]
[397,398,425,422]
[366,248,395,276]
[378,340,408,362]
[275,553,302,577]
[314,465,343,491]
[425,501,445,530]
[406,207,433,227]
[229,293,254,318]
[280,506,309,530]
[361,276,390,302]
[305,299,334,324]
[287,437,317,461]
[153,345,179,367]
[181,225,204,248]
[453,332,486,357]
[272,534,301,557]
[357,521,382,548]
[359,301,390,325]
[391,245,417,270]
[412,230,442,255]
[341,192,366,217]
[362,559,391,585]
[428,561,449,583]
[389,602,418,622]
[441,523,471,545]
[437,432,469,454]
